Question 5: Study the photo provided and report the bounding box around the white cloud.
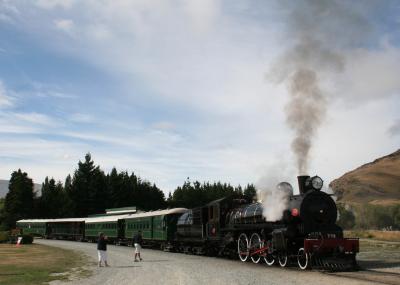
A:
[69,113,93,123]
[35,0,75,10]
[182,0,221,34]
[0,110,60,135]
[337,44,400,103]
[54,19,74,35]
[313,97,400,185]
[13,112,59,126]
[0,1,19,23]
[0,135,86,183]
[151,121,175,131]
[0,80,13,108]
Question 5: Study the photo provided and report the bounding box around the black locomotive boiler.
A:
[176,175,359,270]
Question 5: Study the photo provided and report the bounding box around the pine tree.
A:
[244,184,257,203]
[2,169,35,229]
[38,177,71,218]
[70,153,107,216]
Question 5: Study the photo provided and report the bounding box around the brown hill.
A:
[329,149,400,205]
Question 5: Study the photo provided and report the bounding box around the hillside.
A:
[329,149,400,205]
[0,179,42,198]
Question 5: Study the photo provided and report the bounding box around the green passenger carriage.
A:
[84,215,128,243]
[47,218,85,240]
[16,208,188,248]
[125,208,187,248]
[16,220,48,236]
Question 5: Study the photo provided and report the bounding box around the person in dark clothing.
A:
[133,230,143,262]
[97,232,109,267]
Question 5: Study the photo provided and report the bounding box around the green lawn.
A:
[0,243,90,285]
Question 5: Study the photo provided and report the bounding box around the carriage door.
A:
[207,204,220,238]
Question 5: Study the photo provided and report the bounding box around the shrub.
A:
[20,234,33,244]
[337,204,355,229]
[0,231,9,243]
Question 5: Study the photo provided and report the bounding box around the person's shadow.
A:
[113,265,141,268]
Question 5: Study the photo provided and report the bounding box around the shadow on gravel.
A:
[358,260,400,270]
[140,260,170,263]
[113,265,142,268]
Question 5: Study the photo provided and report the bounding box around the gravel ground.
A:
[34,239,400,285]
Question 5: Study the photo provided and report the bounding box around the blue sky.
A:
[0,0,399,193]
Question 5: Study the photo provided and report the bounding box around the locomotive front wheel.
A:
[297,248,310,270]
[237,233,249,262]
[250,233,262,264]
[278,252,288,267]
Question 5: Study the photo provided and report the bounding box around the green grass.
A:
[0,243,90,285]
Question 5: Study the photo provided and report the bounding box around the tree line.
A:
[337,203,400,230]
[0,153,256,230]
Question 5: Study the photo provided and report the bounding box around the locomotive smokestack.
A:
[297,175,310,195]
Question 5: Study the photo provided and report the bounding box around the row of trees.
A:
[168,180,256,209]
[0,153,256,230]
[337,203,400,230]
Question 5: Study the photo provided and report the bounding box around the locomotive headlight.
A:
[311,176,323,190]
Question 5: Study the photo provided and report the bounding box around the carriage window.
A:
[177,212,190,225]
[187,213,193,225]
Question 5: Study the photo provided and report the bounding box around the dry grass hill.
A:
[329,149,400,205]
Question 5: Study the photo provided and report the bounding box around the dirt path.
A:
[34,239,400,285]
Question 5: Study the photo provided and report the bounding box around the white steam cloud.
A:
[258,185,292,222]
[257,163,294,221]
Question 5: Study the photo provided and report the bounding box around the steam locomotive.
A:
[17,175,359,271]
[175,175,359,270]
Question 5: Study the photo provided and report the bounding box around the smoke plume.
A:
[270,0,370,174]
[286,68,327,174]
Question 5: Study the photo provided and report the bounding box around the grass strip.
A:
[0,243,90,285]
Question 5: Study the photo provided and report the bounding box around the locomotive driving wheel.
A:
[249,233,262,264]
[263,240,275,266]
[297,248,310,270]
[278,252,288,267]
[237,233,249,262]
